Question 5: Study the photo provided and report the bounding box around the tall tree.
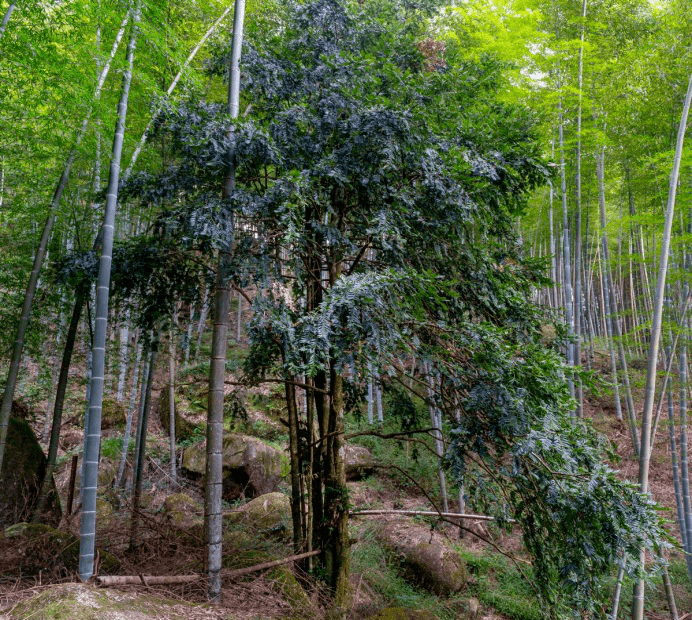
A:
[204,0,245,601]
[78,2,140,581]
[632,70,692,620]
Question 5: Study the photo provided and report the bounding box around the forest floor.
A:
[0,339,691,618]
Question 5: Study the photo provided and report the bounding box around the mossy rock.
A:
[267,565,312,612]
[163,493,203,531]
[0,416,60,528]
[367,608,437,620]
[182,433,286,500]
[221,517,293,571]
[98,457,118,488]
[101,397,126,429]
[96,497,114,529]
[344,444,374,480]
[224,492,291,540]
[8,583,224,619]
[158,385,199,441]
[71,457,118,496]
[4,523,119,574]
[375,521,467,596]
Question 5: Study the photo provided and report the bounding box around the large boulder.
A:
[374,521,467,595]
[101,396,126,430]
[224,492,291,540]
[60,456,118,501]
[268,565,312,612]
[344,444,375,480]
[182,434,286,500]
[0,416,60,528]
[3,523,119,574]
[158,384,198,441]
[163,493,204,531]
[7,583,225,620]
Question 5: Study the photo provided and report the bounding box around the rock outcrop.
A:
[374,520,467,595]
[163,493,204,531]
[0,416,60,528]
[158,385,198,441]
[182,433,286,500]
[344,444,375,480]
[224,491,291,540]
[101,396,126,429]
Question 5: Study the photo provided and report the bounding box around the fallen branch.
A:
[349,509,514,523]
[96,574,201,587]
[223,550,321,578]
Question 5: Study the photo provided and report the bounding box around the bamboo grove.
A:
[1,0,690,618]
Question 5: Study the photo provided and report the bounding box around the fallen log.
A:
[96,574,200,587]
[349,509,515,523]
[95,549,322,587]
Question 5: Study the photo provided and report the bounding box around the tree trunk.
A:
[115,339,142,488]
[168,323,177,484]
[632,71,692,620]
[129,344,156,551]
[129,345,151,493]
[323,367,350,620]
[32,282,88,521]
[116,311,131,402]
[194,286,209,364]
[285,377,304,551]
[557,90,575,413]
[424,363,448,513]
[78,5,139,581]
[573,0,587,417]
[0,2,17,42]
[596,142,623,421]
[205,0,245,601]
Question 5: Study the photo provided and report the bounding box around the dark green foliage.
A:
[444,324,667,616]
[52,236,209,333]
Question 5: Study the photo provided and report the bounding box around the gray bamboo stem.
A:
[557,90,575,412]
[168,323,177,484]
[632,71,692,620]
[573,0,587,417]
[366,360,373,425]
[129,346,151,494]
[206,0,245,601]
[78,5,139,581]
[0,2,17,42]
[116,311,131,402]
[0,9,130,473]
[115,340,142,488]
